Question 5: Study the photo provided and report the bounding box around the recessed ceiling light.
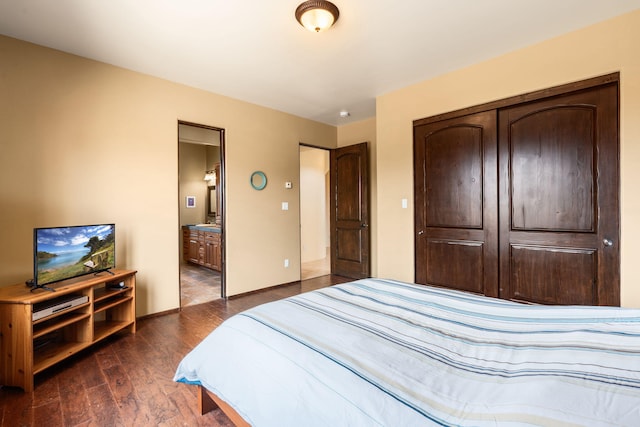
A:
[339,110,350,118]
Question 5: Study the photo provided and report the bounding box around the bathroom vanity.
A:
[182,225,222,271]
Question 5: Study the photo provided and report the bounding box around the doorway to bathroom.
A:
[178,121,225,307]
[299,145,331,279]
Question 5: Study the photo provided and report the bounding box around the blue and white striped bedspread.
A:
[174,278,640,426]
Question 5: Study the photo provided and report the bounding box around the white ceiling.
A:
[1,0,639,126]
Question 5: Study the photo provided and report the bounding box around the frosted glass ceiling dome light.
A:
[295,1,340,33]
[204,170,216,182]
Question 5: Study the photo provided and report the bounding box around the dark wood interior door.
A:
[414,111,499,296]
[330,143,370,279]
[498,84,619,305]
[413,77,619,306]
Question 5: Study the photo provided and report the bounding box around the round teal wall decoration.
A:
[250,171,267,190]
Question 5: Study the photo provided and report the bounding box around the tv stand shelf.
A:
[33,312,91,338]
[0,269,136,392]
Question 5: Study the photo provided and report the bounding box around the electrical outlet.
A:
[284,259,289,268]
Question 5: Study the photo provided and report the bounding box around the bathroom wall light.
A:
[204,170,216,182]
[295,1,340,33]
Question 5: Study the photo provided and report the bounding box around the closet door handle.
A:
[603,238,613,247]
[418,230,425,235]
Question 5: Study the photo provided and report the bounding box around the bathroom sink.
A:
[194,224,221,230]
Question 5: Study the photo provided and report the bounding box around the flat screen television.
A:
[33,224,115,290]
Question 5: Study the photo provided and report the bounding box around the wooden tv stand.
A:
[0,269,136,392]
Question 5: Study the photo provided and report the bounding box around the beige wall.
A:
[0,35,336,315]
[337,117,378,276]
[206,145,221,172]
[376,10,640,307]
[179,143,208,226]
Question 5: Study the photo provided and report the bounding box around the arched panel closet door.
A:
[498,83,619,305]
[414,111,499,297]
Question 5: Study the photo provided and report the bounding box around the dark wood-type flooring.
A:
[0,274,352,427]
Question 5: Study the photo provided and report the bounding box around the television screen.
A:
[34,224,115,287]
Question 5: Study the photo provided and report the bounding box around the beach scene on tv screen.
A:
[36,225,115,285]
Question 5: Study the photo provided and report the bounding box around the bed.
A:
[174,278,640,426]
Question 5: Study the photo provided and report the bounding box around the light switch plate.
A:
[282,202,289,210]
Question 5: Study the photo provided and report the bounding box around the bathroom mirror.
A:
[207,185,216,216]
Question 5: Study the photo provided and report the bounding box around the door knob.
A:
[603,238,613,247]
[418,230,425,235]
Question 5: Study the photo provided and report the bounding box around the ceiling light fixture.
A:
[339,110,350,118]
[204,170,216,182]
[295,1,340,33]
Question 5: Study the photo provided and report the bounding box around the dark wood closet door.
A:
[498,84,619,305]
[330,142,370,279]
[414,111,499,296]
